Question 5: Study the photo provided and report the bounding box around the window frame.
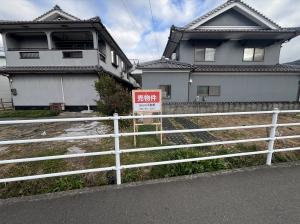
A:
[159,84,171,99]
[197,85,221,96]
[99,52,106,63]
[111,49,119,67]
[62,51,83,59]
[121,60,126,72]
[243,47,266,62]
[19,52,39,59]
[194,47,216,62]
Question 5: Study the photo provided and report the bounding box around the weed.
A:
[0,110,60,118]
[215,144,265,168]
[192,139,212,151]
[46,175,84,193]
[123,169,143,183]
[149,148,227,179]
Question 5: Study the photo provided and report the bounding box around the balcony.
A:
[52,32,94,50]
[6,32,48,51]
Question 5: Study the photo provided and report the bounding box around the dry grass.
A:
[190,113,300,150]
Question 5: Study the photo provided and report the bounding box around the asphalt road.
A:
[1,163,300,224]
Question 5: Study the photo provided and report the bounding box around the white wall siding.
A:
[11,73,99,106]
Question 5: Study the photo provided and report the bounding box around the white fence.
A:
[0,108,300,185]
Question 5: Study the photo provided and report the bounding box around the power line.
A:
[121,0,155,60]
[149,0,160,59]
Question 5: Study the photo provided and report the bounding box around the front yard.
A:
[0,112,299,199]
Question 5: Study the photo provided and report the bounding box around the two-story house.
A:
[0,5,139,111]
[135,0,300,103]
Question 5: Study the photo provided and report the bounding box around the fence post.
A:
[113,113,121,185]
[266,108,279,165]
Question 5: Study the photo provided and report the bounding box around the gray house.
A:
[135,0,300,103]
[0,5,139,111]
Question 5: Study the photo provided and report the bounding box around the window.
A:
[99,52,106,62]
[111,50,119,66]
[243,48,265,61]
[195,47,216,61]
[20,52,39,59]
[121,60,126,72]
[160,85,171,99]
[63,51,83,58]
[197,86,221,96]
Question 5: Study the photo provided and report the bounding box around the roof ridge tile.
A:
[33,5,81,21]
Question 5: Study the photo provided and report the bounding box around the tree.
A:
[94,71,132,116]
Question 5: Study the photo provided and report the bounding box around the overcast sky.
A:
[0,0,299,63]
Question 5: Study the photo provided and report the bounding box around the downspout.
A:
[60,77,65,104]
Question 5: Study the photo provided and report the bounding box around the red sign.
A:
[132,90,161,112]
[134,92,160,103]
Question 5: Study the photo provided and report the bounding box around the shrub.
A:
[94,71,132,116]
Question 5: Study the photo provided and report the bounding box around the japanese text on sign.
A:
[133,91,161,112]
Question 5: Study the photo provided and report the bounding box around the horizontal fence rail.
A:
[0,109,300,184]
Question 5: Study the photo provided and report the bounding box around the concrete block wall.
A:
[162,102,300,114]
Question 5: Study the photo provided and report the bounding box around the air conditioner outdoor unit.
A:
[121,72,125,78]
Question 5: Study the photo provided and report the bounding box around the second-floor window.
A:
[99,52,106,63]
[243,48,265,61]
[20,52,39,59]
[121,60,126,72]
[111,50,119,66]
[63,51,83,58]
[195,47,216,61]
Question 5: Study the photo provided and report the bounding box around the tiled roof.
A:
[33,5,81,21]
[173,26,300,33]
[193,64,300,72]
[285,59,300,66]
[0,65,98,72]
[136,59,300,73]
[136,58,194,69]
[0,65,137,87]
[183,0,281,29]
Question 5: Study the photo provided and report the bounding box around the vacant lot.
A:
[189,113,300,149]
[0,112,299,198]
